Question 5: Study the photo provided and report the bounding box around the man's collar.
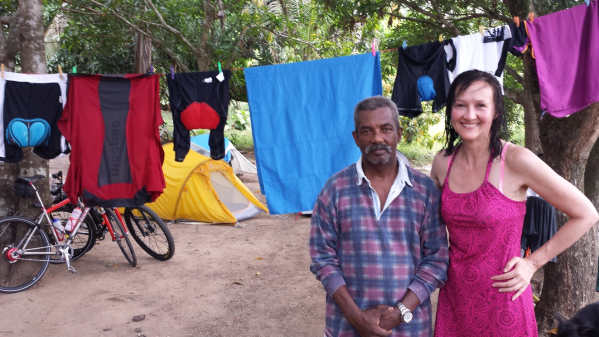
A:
[355,151,412,187]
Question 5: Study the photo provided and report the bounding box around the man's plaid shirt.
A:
[310,157,449,337]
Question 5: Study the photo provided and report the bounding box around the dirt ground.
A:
[1,155,326,337]
[4,154,593,337]
[1,212,323,337]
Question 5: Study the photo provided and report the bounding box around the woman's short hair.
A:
[443,70,506,159]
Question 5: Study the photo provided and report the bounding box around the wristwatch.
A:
[396,302,413,323]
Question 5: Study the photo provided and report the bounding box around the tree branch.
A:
[451,13,499,22]
[400,1,461,35]
[388,12,443,27]
[479,7,511,23]
[231,26,251,61]
[65,2,190,72]
[262,26,321,56]
[504,86,524,105]
[143,0,199,55]
[430,0,460,35]
[504,65,524,84]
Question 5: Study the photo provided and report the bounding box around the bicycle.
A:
[123,205,175,261]
[45,171,137,266]
[0,175,136,293]
[50,171,174,262]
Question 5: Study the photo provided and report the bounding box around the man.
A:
[310,96,449,337]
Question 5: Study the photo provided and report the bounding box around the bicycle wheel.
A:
[0,217,50,293]
[47,210,97,264]
[105,209,137,267]
[124,206,175,261]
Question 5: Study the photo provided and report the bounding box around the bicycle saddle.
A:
[16,175,45,185]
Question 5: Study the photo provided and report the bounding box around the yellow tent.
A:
[147,143,268,224]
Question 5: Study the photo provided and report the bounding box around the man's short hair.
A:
[353,96,400,131]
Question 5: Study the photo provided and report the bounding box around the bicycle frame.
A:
[24,181,91,272]
[94,207,130,242]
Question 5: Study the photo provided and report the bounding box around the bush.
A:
[225,129,254,152]
[397,142,440,168]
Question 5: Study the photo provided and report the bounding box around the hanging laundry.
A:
[57,74,165,207]
[166,70,231,162]
[521,195,558,262]
[526,0,599,117]
[391,41,455,117]
[444,25,512,89]
[244,52,382,214]
[0,72,68,162]
[505,21,529,56]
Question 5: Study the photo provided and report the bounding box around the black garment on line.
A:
[495,23,528,77]
[521,196,558,263]
[1,80,64,163]
[166,71,231,162]
[391,41,456,118]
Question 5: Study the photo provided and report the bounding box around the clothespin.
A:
[402,40,408,49]
[147,65,154,74]
[438,34,444,42]
[216,61,225,82]
[58,65,64,80]
[540,110,547,120]
[371,38,377,56]
[0,64,4,79]
[528,12,535,22]
[584,0,590,6]
[170,65,175,79]
[479,25,485,36]
[72,65,77,74]
[513,16,521,28]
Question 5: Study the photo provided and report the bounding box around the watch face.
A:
[403,311,413,323]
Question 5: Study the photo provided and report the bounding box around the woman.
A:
[431,70,598,337]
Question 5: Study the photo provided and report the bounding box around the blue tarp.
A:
[244,52,382,214]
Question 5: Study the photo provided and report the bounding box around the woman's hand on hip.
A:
[490,256,538,301]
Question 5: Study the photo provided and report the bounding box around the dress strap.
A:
[443,148,459,187]
[498,143,510,193]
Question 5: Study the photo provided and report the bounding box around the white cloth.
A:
[444,25,512,90]
[355,151,413,221]
[0,72,68,157]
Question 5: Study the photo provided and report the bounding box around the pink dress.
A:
[434,144,537,337]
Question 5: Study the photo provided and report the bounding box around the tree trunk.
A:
[197,0,214,70]
[535,103,599,336]
[19,0,46,74]
[0,0,49,217]
[522,54,543,155]
[585,130,599,293]
[135,32,152,73]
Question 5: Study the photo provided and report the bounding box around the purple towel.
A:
[526,0,599,117]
